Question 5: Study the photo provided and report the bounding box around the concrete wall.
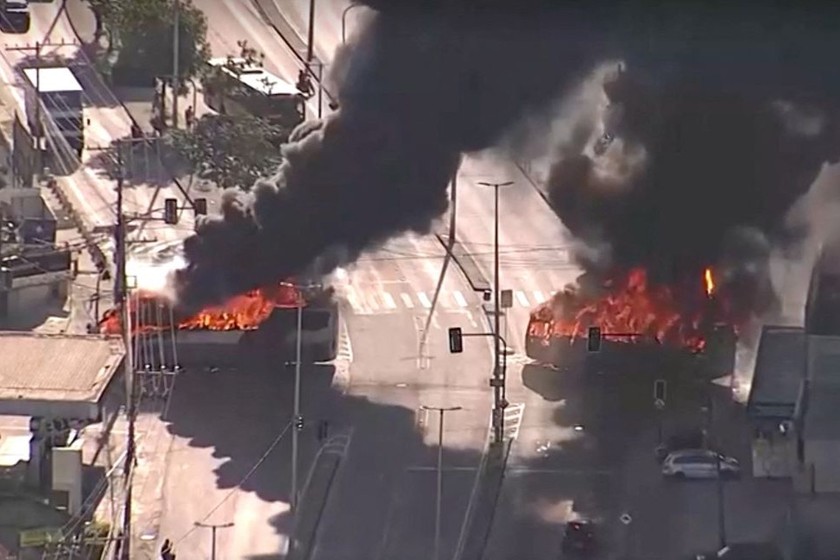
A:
[753,434,797,478]
[804,440,840,493]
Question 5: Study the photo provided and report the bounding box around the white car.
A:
[661,449,740,479]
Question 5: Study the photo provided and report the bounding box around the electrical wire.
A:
[173,420,294,547]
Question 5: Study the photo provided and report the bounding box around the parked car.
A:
[662,449,740,479]
[655,429,707,462]
[561,519,597,556]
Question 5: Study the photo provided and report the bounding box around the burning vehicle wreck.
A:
[526,267,739,378]
[99,283,339,367]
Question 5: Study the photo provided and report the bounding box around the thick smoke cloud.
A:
[175,1,840,313]
[544,5,840,318]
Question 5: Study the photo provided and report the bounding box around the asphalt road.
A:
[0,1,195,244]
[157,4,502,559]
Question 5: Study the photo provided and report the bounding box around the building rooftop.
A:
[747,326,805,419]
[0,332,124,419]
[21,67,82,93]
[803,380,840,440]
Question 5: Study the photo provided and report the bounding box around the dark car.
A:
[693,542,783,560]
[561,520,596,556]
[655,429,707,463]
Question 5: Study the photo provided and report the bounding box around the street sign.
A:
[500,289,513,309]
[620,513,632,525]
[655,398,665,410]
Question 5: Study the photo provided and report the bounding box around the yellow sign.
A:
[19,528,62,548]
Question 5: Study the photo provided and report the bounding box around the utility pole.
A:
[115,141,136,560]
[477,180,513,444]
[172,0,180,129]
[194,521,233,560]
[291,300,303,514]
[306,0,316,65]
[421,405,462,560]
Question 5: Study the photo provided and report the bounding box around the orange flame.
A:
[704,267,715,297]
[527,267,733,353]
[99,283,306,335]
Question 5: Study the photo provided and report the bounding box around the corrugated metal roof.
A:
[747,326,805,418]
[0,332,123,402]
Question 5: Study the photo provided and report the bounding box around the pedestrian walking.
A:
[185,105,195,130]
[160,538,174,560]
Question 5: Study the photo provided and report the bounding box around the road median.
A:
[454,439,512,560]
[288,435,349,560]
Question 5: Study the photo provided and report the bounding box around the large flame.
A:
[99,283,306,335]
[704,267,715,296]
[528,267,735,353]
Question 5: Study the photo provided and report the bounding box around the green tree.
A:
[91,0,210,86]
[165,114,287,190]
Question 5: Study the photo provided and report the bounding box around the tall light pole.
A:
[172,0,180,129]
[421,405,462,560]
[341,4,363,45]
[291,299,304,513]
[193,521,233,560]
[289,282,318,515]
[477,180,513,444]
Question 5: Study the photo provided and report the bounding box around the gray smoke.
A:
[174,1,840,312]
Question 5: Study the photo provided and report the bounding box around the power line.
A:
[173,421,293,547]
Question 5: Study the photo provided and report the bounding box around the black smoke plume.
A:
[545,4,840,318]
[175,1,840,313]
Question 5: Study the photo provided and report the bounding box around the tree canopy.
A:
[165,114,287,191]
[91,0,210,86]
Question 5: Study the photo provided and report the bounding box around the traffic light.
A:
[193,198,207,216]
[587,326,602,353]
[448,327,464,354]
[294,415,304,431]
[163,198,178,225]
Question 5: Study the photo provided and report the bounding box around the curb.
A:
[455,439,512,560]
[287,452,342,560]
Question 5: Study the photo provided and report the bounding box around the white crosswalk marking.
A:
[417,292,432,309]
[452,290,468,307]
[533,290,545,304]
[381,292,397,310]
[400,293,415,308]
[515,290,530,307]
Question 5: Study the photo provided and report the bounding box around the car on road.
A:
[662,449,740,479]
[561,519,597,557]
[655,429,707,462]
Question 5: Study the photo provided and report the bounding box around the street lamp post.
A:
[421,405,462,560]
[289,282,319,515]
[477,180,514,444]
[172,0,180,129]
[341,4,363,45]
[193,521,233,560]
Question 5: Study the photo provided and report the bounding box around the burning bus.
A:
[99,282,339,366]
[525,266,738,378]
